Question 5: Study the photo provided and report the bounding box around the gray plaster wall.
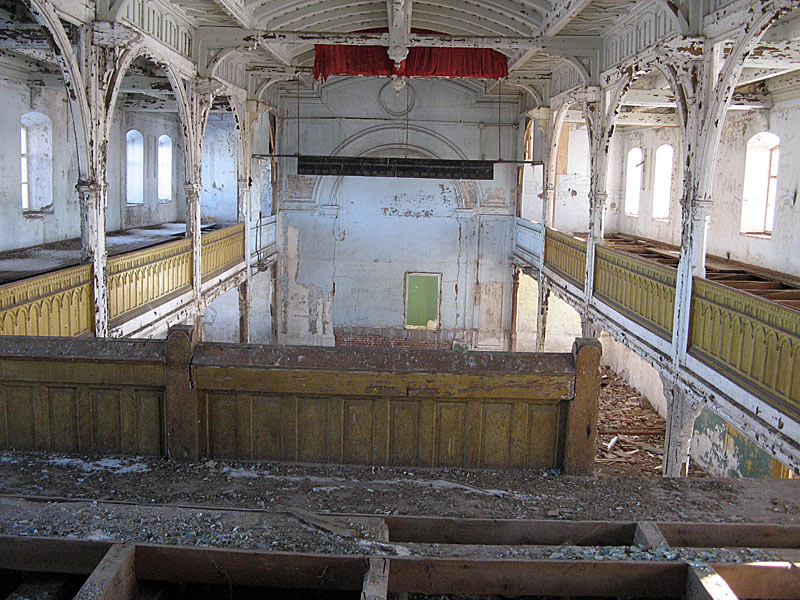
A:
[0,77,80,252]
[274,77,518,349]
[552,123,591,234]
[203,285,240,343]
[107,110,186,232]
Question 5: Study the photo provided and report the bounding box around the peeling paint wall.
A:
[201,113,239,224]
[0,77,80,251]
[514,274,582,352]
[107,109,186,231]
[553,123,591,234]
[275,78,517,349]
[249,268,274,343]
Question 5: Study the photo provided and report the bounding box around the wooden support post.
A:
[685,565,739,600]
[165,325,199,461]
[238,281,250,344]
[634,522,669,550]
[73,544,136,600]
[361,558,389,600]
[564,337,602,474]
[535,279,550,352]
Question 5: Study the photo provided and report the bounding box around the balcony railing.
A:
[544,228,586,288]
[594,245,676,341]
[251,214,277,263]
[0,264,94,337]
[514,218,544,266]
[201,223,246,282]
[689,278,800,424]
[108,238,193,326]
[0,224,247,337]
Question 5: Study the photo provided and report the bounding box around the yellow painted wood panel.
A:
[50,387,78,453]
[92,389,121,454]
[252,396,282,460]
[194,367,572,400]
[0,359,165,387]
[390,401,420,466]
[298,398,328,462]
[436,403,466,467]
[344,399,373,464]
[6,386,35,450]
[528,406,559,468]
[480,403,512,467]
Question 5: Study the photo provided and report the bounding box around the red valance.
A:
[314,45,508,82]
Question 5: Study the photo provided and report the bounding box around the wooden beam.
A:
[656,522,800,549]
[73,545,137,600]
[135,546,367,590]
[634,522,669,550]
[711,563,800,600]
[383,516,635,546]
[0,536,112,575]
[685,565,739,600]
[544,0,593,37]
[387,559,687,597]
[361,558,389,600]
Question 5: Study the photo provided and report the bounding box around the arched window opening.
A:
[652,144,674,220]
[740,132,780,235]
[126,129,144,205]
[625,147,643,216]
[157,135,173,203]
[20,112,53,212]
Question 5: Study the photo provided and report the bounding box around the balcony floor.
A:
[0,223,223,284]
[604,233,800,311]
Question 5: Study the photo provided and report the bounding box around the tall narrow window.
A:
[652,144,674,220]
[126,129,144,205]
[625,147,643,216]
[20,112,53,212]
[157,134,172,202]
[405,273,440,329]
[740,132,780,235]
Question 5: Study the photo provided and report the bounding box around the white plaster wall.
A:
[598,332,668,417]
[203,286,239,342]
[107,110,186,232]
[202,113,239,224]
[707,104,800,276]
[275,77,518,349]
[553,124,591,234]
[606,126,683,243]
[250,268,274,343]
[0,78,80,251]
[514,275,582,353]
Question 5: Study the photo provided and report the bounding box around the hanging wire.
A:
[405,82,410,159]
[497,79,502,161]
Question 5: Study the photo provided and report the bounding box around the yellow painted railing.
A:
[544,228,586,288]
[107,237,193,325]
[689,278,800,423]
[0,264,94,337]
[594,246,676,341]
[201,223,245,282]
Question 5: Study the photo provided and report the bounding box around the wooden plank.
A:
[657,522,800,549]
[73,544,136,600]
[193,367,573,400]
[634,522,669,549]
[134,546,366,590]
[361,558,388,600]
[0,360,164,387]
[564,339,602,474]
[384,516,636,545]
[0,537,111,574]
[387,558,687,597]
[685,565,738,600]
[712,563,800,600]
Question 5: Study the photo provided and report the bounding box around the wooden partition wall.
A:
[0,329,601,474]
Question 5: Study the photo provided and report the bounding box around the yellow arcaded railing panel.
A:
[594,246,676,340]
[0,265,93,337]
[689,278,800,424]
[544,228,586,288]
[201,223,245,282]
[108,238,193,324]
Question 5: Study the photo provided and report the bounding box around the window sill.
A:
[652,217,670,223]
[126,203,144,207]
[23,209,53,219]
[740,232,772,239]
[624,213,639,218]
[405,324,439,331]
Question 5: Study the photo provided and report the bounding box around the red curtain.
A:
[314,45,508,82]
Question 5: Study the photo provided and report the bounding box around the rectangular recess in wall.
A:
[297,155,495,179]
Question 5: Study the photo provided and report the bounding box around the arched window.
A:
[157,135,173,203]
[625,147,643,216]
[20,112,53,212]
[740,132,780,235]
[126,129,144,205]
[652,144,674,220]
